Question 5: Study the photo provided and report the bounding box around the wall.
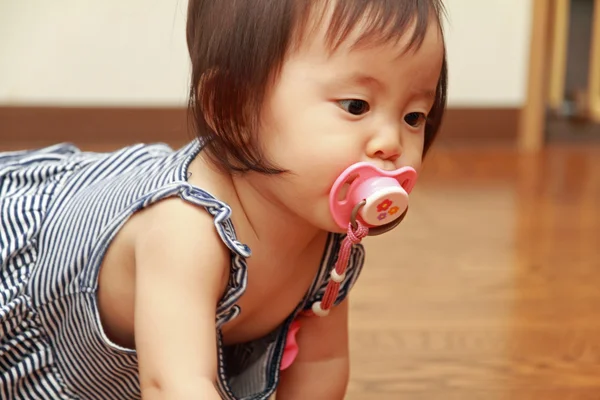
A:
[0,0,532,109]
[0,0,191,106]
[443,0,532,107]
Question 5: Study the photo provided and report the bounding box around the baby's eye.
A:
[404,112,426,128]
[338,99,370,116]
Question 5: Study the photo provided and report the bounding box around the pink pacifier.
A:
[329,162,417,235]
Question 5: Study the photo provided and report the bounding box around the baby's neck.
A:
[230,174,324,259]
[188,152,324,258]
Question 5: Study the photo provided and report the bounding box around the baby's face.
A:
[251,17,444,233]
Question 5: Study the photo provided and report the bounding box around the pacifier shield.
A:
[329,162,417,231]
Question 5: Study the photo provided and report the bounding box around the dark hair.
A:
[186,0,448,174]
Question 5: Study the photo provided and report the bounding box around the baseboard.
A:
[437,107,520,144]
[0,106,520,151]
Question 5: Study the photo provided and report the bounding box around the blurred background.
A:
[1,0,599,399]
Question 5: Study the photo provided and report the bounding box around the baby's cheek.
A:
[405,148,424,172]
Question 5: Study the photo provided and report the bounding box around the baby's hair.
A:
[186,0,448,174]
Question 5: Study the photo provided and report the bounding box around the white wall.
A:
[0,0,532,108]
[0,0,191,106]
[443,0,533,107]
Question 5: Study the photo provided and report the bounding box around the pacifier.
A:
[329,162,417,235]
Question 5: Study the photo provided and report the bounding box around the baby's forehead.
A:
[290,22,442,78]
[281,27,443,99]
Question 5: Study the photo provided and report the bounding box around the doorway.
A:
[520,0,600,150]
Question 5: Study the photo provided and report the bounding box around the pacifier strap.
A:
[305,221,369,317]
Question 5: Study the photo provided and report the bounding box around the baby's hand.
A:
[277,300,350,399]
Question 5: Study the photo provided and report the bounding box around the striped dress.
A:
[0,139,365,400]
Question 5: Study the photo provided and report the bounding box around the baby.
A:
[0,0,447,399]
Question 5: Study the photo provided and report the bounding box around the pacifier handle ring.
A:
[350,201,409,236]
[350,200,367,230]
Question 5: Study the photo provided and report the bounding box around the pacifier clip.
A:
[308,161,418,317]
[308,220,369,317]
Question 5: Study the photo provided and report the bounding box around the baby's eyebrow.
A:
[332,73,437,100]
[405,87,437,102]
[332,72,384,91]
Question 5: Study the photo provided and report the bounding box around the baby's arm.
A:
[276,299,351,400]
[132,198,230,399]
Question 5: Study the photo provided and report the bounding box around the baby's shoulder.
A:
[131,196,232,275]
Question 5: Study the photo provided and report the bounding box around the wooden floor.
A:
[347,144,600,399]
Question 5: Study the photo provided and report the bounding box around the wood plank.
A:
[345,144,600,399]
